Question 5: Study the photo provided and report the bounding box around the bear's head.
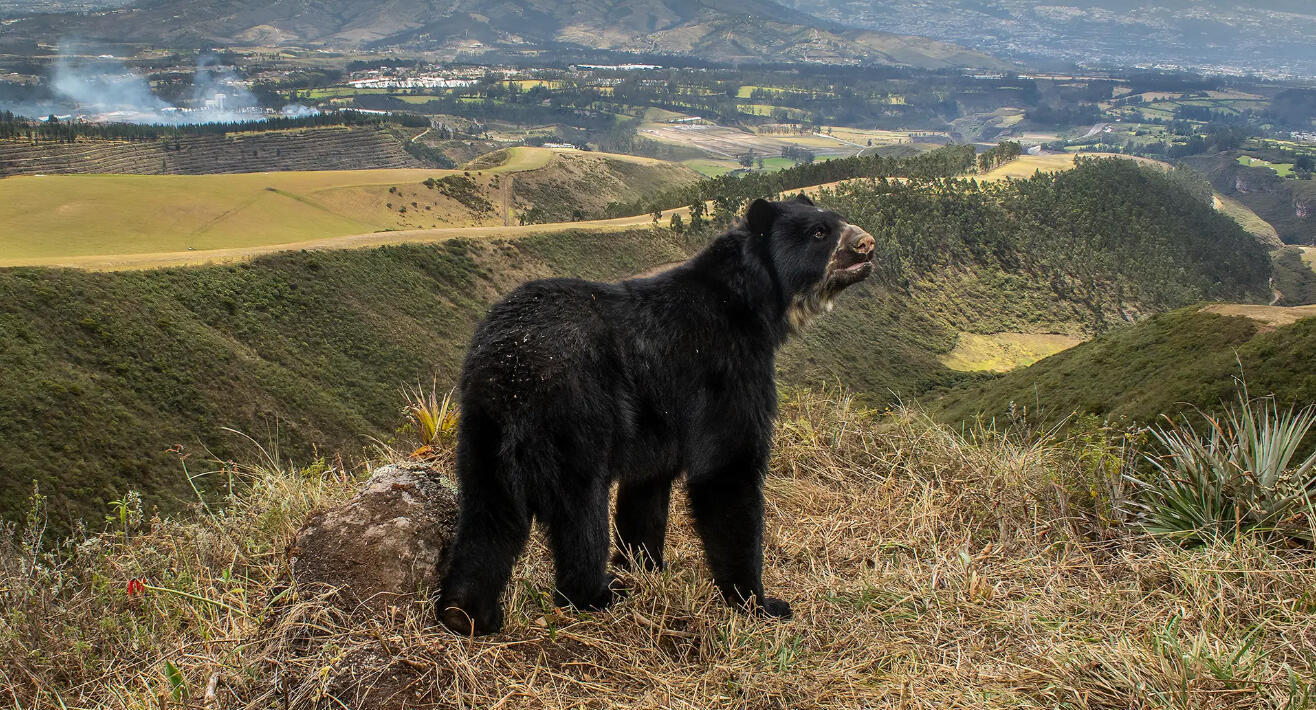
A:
[744,194,876,330]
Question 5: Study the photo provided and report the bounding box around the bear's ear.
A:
[791,193,815,206]
[745,198,778,236]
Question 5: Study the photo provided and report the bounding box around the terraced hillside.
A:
[0,125,429,177]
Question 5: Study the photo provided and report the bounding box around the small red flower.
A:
[127,578,146,597]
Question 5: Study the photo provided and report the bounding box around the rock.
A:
[288,462,458,613]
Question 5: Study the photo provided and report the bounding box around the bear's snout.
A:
[841,223,875,259]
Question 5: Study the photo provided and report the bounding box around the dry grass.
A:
[940,331,1083,372]
[1213,195,1283,249]
[1201,304,1316,327]
[3,389,1314,709]
[0,148,692,270]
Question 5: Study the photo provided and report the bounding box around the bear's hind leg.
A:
[437,415,532,636]
[542,477,618,611]
[613,477,672,571]
[437,479,531,635]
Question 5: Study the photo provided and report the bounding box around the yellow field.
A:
[1302,247,1316,273]
[979,153,1081,179]
[0,148,637,267]
[1202,304,1316,327]
[940,332,1083,372]
[391,95,440,104]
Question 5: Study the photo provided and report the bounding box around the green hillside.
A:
[0,158,1274,528]
[932,307,1316,427]
[1183,151,1316,246]
[0,231,693,528]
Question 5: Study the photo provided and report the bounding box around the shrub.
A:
[1131,385,1316,545]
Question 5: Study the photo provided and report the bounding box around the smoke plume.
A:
[2,44,314,124]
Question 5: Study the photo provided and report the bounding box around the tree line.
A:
[815,157,1270,325]
[0,110,429,143]
[604,144,977,223]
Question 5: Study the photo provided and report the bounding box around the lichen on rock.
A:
[287,462,458,614]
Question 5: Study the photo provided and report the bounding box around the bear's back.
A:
[460,277,628,410]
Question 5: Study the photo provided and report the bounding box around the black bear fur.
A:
[437,195,875,635]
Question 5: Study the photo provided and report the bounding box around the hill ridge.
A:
[5,0,1011,68]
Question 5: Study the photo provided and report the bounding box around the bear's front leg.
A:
[686,457,792,620]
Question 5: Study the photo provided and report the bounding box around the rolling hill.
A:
[0,147,701,266]
[931,305,1316,428]
[0,124,431,178]
[5,0,1010,68]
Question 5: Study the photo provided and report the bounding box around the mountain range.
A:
[5,0,1010,69]
[785,0,1316,77]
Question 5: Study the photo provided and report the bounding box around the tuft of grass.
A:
[1132,385,1316,545]
[4,387,1314,708]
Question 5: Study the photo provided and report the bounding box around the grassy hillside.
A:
[932,307,1316,427]
[0,148,700,265]
[1272,245,1316,306]
[0,157,1273,528]
[0,230,695,528]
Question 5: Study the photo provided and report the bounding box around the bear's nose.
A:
[843,224,875,256]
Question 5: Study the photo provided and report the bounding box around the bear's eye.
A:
[812,227,827,240]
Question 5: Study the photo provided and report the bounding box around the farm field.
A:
[977,152,1083,179]
[822,126,950,146]
[0,148,686,267]
[639,122,858,160]
[1303,247,1316,272]
[1238,155,1295,177]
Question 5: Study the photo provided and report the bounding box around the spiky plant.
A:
[1132,385,1316,544]
[403,379,459,452]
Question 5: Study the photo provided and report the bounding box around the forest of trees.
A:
[604,144,977,223]
[0,109,429,142]
[815,157,1270,324]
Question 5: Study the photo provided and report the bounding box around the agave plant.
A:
[402,379,459,451]
[1132,386,1316,545]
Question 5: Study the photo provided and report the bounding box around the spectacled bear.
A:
[437,195,877,635]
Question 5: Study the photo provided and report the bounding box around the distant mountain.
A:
[5,0,1010,69]
[784,0,1316,77]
